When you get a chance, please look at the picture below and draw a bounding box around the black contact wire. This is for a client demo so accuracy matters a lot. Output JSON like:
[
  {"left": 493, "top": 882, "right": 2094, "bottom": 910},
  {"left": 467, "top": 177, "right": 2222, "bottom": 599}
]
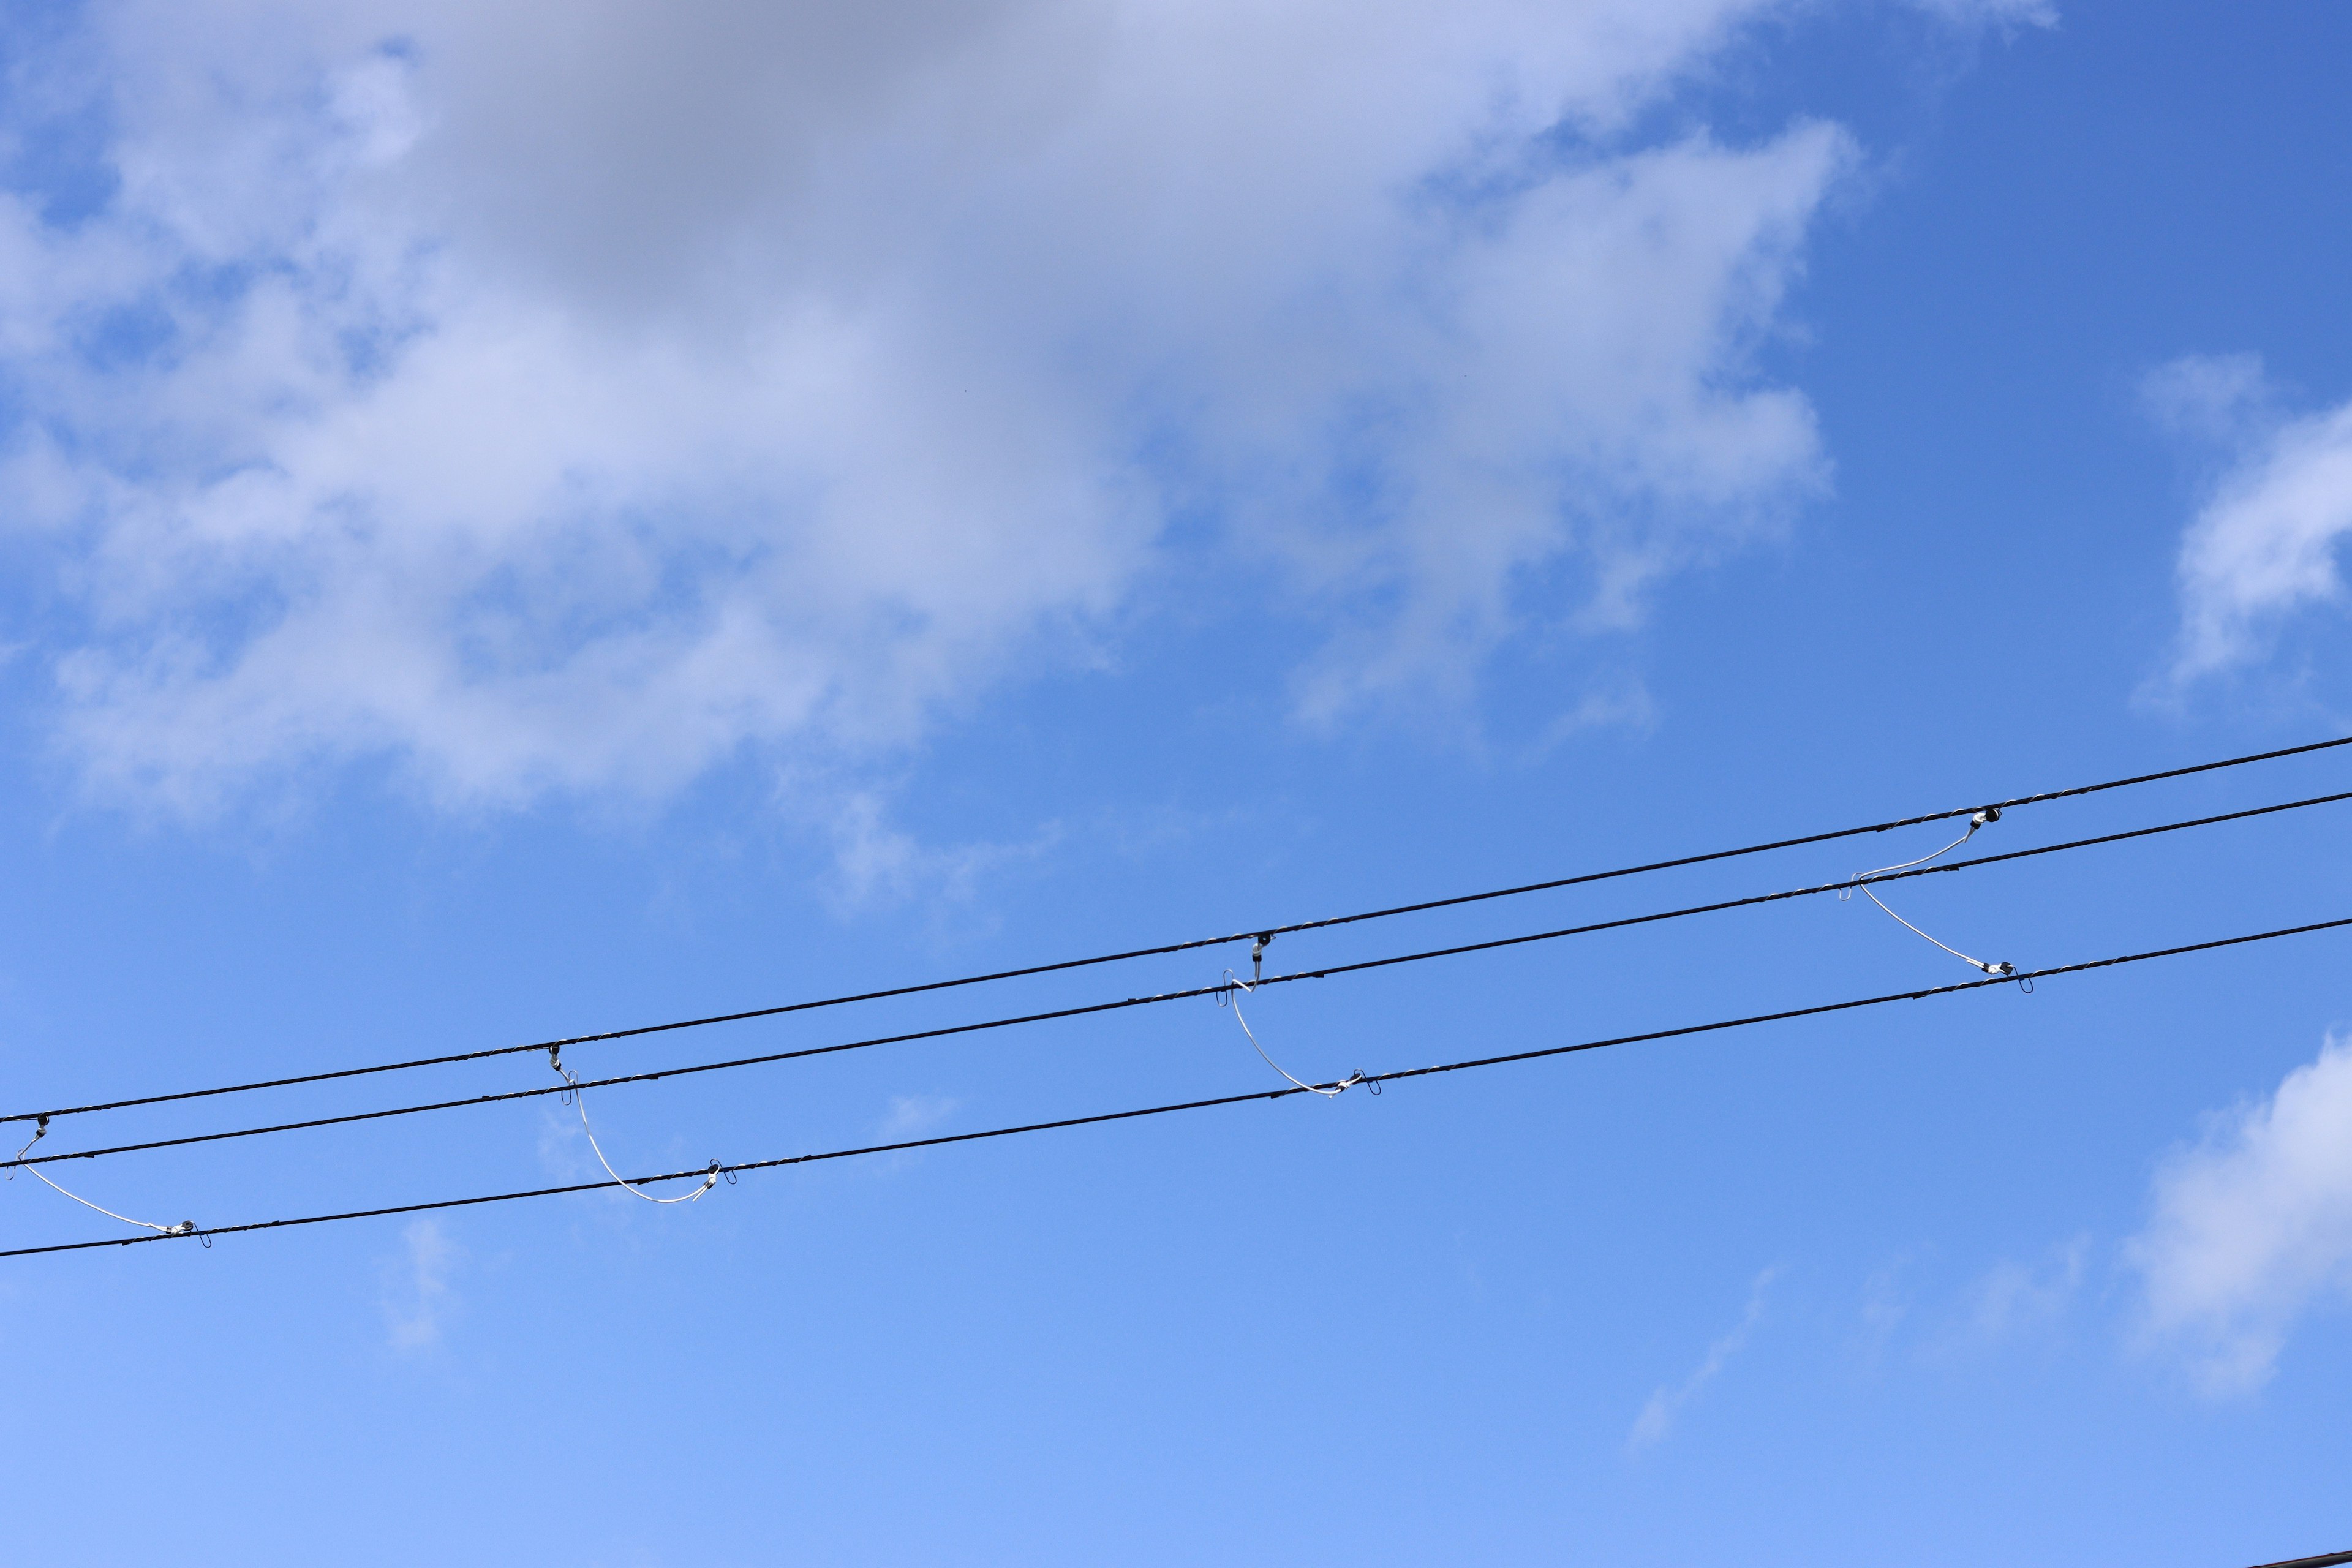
[
  {"left": 12, "top": 787, "right": 2352, "bottom": 1172},
  {"left": 7, "top": 734, "right": 2348, "bottom": 1131},
  {"left": 8, "top": 914, "right": 2347, "bottom": 1258}
]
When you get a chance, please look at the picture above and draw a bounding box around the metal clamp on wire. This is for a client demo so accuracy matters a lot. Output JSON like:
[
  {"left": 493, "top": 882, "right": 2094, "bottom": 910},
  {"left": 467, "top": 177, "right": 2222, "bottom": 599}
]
[{"left": 6, "top": 1113, "right": 48, "bottom": 1177}]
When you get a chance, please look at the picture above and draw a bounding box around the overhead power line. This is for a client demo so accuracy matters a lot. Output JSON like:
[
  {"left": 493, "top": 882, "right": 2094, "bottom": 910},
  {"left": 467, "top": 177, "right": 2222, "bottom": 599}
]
[
  {"left": 12, "top": 789, "right": 2351, "bottom": 1174},
  {"left": 7, "top": 912, "right": 2345, "bottom": 1259},
  {"left": 6, "top": 737, "right": 2347, "bottom": 1133}
]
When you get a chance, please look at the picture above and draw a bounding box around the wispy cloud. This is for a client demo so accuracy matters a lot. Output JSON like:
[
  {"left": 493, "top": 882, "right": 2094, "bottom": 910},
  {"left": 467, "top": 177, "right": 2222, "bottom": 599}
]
[
  {"left": 1970, "top": 1235, "right": 2087, "bottom": 1338},
  {"left": 1630, "top": 1265, "right": 1780, "bottom": 1450},
  {"left": 2127, "top": 1031, "right": 2352, "bottom": 1393},
  {"left": 1856, "top": 1257, "right": 1912, "bottom": 1363},
  {"left": 2147, "top": 355, "right": 2352, "bottom": 684},
  {"left": 881, "top": 1095, "right": 960, "bottom": 1138},
  {"left": 381, "top": 1218, "right": 461, "bottom": 1350},
  {"left": 1904, "top": 0, "right": 2059, "bottom": 29},
  {"left": 782, "top": 775, "right": 1063, "bottom": 916}
]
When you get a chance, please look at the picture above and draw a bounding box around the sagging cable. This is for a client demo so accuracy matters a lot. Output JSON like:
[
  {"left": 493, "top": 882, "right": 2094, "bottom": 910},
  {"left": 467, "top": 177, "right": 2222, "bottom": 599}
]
[
  {"left": 1219, "top": 971, "right": 1365, "bottom": 1099},
  {"left": 548, "top": 1047, "right": 719, "bottom": 1205},
  {"left": 1841, "top": 809, "right": 2019, "bottom": 979},
  {"left": 9, "top": 1115, "right": 201, "bottom": 1240}
]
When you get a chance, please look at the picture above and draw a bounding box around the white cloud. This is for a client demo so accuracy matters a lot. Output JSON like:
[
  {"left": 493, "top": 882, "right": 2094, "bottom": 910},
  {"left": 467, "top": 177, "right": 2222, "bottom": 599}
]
[
  {"left": 1970, "top": 1235, "right": 2085, "bottom": 1337},
  {"left": 783, "top": 772, "right": 1061, "bottom": 914},
  {"left": 0, "top": 1, "right": 1863, "bottom": 810},
  {"left": 2154, "top": 356, "right": 2352, "bottom": 681},
  {"left": 881, "top": 1095, "right": 960, "bottom": 1137},
  {"left": 1904, "top": 0, "right": 2058, "bottom": 28},
  {"left": 381, "top": 1217, "right": 461, "bottom": 1349},
  {"left": 2127, "top": 1032, "right": 2352, "bottom": 1393},
  {"left": 1857, "top": 1259, "right": 1910, "bottom": 1360},
  {"left": 1630, "top": 1265, "right": 1778, "bottom": 1449}
]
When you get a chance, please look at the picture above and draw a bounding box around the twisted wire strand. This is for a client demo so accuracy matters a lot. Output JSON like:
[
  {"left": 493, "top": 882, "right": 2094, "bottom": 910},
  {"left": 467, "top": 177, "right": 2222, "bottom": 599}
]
[
  {"left": 13, "top": 788, "right": 2352, "bottom": 1175},
  {"left": 9, "top": 737, "right": 2346, "bottom": 1131},
  {"left": 9, "top": 912, "right": 2347, "bottom": 1260}
]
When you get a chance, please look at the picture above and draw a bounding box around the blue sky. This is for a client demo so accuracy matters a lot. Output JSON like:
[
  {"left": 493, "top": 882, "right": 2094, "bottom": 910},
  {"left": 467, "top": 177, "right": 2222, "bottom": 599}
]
[{"left": 3, "top": 2, "right": 2351, "bottom": 1563}]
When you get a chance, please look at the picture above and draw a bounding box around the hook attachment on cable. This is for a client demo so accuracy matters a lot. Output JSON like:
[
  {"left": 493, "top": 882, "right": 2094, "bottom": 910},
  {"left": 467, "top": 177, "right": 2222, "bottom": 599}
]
[{"left": 7, "top": 1113, "right": 47, "bottom": 1178}]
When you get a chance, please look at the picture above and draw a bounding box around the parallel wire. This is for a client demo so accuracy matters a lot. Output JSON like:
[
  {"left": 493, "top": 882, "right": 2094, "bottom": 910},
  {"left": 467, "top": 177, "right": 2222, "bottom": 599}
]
[
  {"left": 12, "top": 788, "right": 2351, "bottom": 1173},
  {"left": 9, "top": 734, "right": 2346, "bottom": 1130},
  {"left": 7, "top": 913, "right": 2347, "bottom": 1259}
]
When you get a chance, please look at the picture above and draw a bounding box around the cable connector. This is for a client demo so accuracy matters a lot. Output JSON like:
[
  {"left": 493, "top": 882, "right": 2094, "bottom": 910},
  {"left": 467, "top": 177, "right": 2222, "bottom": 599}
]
[
  {"left": 1972, "top": 806, "right": 2002, "bottom": 828},
  {"left": 7, "top": 1113, "right": 48, "bottom": 1177},
  {"left": 1250, "top": 932, "right": 1273, "bottom": 982}
]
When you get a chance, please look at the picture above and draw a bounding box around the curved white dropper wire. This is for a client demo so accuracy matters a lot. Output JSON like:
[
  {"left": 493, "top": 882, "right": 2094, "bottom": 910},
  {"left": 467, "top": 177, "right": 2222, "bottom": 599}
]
[
  {"left": 1221, "top": 972, "right": 1355, "bottom": 1098},
  {"left": 9, "top": 1120, "right": 195, "bottom": 1235},
  {"left": 552, "top": 1057, "right": 718, "bottom": 1205},
  {"left": 1853, "top": 881, "right": 2013, "bottom": 976},
  {"left": 1852, "top": 818, "right": 1981, "bottom": 883},
  {"left": 1842, "top": 810, "right": 2015, "bottom": 977}
]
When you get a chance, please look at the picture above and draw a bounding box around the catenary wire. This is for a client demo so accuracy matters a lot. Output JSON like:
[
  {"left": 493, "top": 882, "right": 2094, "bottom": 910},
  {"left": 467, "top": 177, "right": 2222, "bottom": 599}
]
[
  {"left": 12, "top": 787, "right": 2352, "bottom": 1172},
  {"left": 6, "top": 734, "right": 2345, "bottom": 1131},
  {"left": 6, "top": 913, "right": 2346, "bottom": 1258}
]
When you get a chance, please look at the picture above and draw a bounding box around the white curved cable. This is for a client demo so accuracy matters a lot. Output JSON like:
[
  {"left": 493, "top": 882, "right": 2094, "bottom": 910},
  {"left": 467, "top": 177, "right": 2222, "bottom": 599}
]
[
  {"left": 552, "top": 1060, "right": 718, "bottom": 1204},
  {"left": 1842, "top": 809, "right": 2016, "bottom": 978},
  {"left": 1852, "top": 813, "right": 1985, "bottom": 884},
  {"left": 21, "top": 1165, "right": 198, "bottom": 1234},
  {"left": 12, "top": 1120, "right": 195, "bottom": 1235},
  {"left": 1219, "top": 973, "right": 1357, "bottom": 1098},
  {"left": 1854, "top": 883, "right": 2014, "bottom": 977}
]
